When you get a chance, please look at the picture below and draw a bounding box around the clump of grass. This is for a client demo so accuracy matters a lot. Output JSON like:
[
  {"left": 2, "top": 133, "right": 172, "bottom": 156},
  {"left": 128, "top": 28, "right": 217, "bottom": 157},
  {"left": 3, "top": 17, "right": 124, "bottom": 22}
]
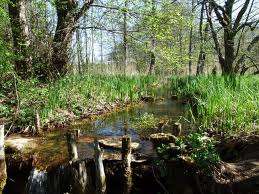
[
  {"left": 2, "top": 74, "right": 163, "bottom": 127},
  {"left": 171, "top": 75, "right": 259, "bottom": 136}
]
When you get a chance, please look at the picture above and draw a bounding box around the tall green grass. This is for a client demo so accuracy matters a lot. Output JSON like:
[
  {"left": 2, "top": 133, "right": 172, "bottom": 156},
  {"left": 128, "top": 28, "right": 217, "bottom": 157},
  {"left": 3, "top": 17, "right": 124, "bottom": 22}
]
[
  {"left": 10, "top": 74, "right": 164, "bottom": 126},
  {"left": 171, "top": 76, "right": 259, "bottom": 135}
]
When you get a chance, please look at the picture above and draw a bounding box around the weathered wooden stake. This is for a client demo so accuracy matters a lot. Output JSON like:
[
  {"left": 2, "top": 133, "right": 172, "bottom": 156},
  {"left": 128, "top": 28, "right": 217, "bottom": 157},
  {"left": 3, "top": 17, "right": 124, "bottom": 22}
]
[
  {"left": 75, "top": 129, "right": 80, "bottom": 139},
  {"left": 35, "top": 110, "right": 42, "bottom": 134},
  {"left": 172, "top": 122, "right": 182, "bottom": 136},
  {"left": 0, "top": 125, "right": 7, "bottom": 193},
  {"left": 122, "top": 136, "right": 132, "bottom": 194},
  {"left": 94, "top": 138, "right": 106, "bottom": 194},
  {"left": 66, "top": 133, "right": 78, "bottom": 161}
]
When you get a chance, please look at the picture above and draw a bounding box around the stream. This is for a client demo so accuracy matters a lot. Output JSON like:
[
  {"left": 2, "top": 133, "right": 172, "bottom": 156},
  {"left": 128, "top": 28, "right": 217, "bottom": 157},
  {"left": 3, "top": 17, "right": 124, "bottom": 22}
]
[
  {"left": 4, "top": 99, "right": 189, "bottom": 194},
  {"left": 3, "top": 99, "right": 259, "bottom": 194}
]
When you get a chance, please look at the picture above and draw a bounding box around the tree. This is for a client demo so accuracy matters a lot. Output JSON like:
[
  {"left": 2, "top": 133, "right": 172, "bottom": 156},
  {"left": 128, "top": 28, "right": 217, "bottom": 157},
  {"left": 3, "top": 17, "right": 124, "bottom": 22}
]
[
  {"left": 51, "top": 0, "right": 94, "bottom": 78},
  {"left": 206, "top": 0, "right": 259, "bottom": 75},
  {"left": 196, "top": 0, "right": 209, "bottom": 75},
  {"left": 8, "top": 0, "right": 32, "bottom": 79}
]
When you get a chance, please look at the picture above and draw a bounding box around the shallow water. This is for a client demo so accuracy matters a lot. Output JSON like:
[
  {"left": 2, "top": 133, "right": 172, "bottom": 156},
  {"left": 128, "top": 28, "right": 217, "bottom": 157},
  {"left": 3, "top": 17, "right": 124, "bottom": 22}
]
[
  {"left": 76, "top": 99, "right": 188, "bottom": 137},
  {"left": 8, "top": 99, "right": 188, "bottom": 168},
  {"left": 4, "top": 99, "right": 188, "bottom": 194}
]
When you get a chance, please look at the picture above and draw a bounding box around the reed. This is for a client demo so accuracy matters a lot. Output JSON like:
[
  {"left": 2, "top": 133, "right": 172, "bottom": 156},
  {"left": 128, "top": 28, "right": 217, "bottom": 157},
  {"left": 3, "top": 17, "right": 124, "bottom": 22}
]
[
  {"left": 171, "top": 75, "right": 259, "bottom": 135},
  {"left": 14, "top": 74, "right": 162, "bottom": 126}
]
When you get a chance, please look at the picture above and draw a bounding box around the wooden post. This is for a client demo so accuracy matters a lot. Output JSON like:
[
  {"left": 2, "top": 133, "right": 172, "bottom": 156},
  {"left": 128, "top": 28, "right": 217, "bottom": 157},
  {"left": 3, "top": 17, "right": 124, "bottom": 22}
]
[
  {"left": 172, "top": 122, "right": 182, "bottom": 136},
  {"left": 94, "top": 138, "right": 106, "bottom": 194},
  {"left": 35, "top": 110, "right": 42, "bottom": 134},
  {"left": 0, "top": 125, "right": 7, "bottom": 192},
  {"left": 75, "top": 129, "right": 80, "bottom": 139},
  {"left": 122, "top": 136, "right": 132, "bottom": 194},
  {"left": 66, "top": 133, "right": 78, "bottom": 161}
]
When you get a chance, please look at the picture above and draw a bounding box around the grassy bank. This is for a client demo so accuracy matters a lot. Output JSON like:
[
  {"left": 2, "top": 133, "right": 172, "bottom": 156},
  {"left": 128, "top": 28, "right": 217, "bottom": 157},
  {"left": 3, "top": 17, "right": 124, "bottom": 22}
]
[
  {"left": 171, "top": 75, "right": 259, "bottom": 136},
  {"left": 1, "top": 74, "right": 164, "bottom": 128}
]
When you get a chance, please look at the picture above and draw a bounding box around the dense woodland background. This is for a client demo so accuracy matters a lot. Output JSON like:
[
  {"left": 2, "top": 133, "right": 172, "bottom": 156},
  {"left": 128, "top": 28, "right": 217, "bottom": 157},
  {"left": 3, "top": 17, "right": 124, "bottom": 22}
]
[{"left": 0, "top": 0, "right": 259, "bottom": 82}]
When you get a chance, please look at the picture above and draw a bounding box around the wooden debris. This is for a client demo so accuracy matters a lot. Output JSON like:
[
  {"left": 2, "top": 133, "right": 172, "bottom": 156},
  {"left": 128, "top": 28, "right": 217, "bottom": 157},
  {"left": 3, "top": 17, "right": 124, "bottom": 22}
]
[
  {"left": 75, "top": 129, "right": 80, "bottom": 139},
  {"left": 66, "top": 133, "right": 78, "bottom": 161},
  {"left": 35, "top": 110, "right": 42, "bottom": 135},
  {"left": 94, "top": 138, "right": 106, "bottom": 194},
  {"left": 172, "top": 122, "right": 182, "bottom": 136},
  {"left": 98, "top": 137, "right": 140, "bottom": 150},
  {"left": 122, "top": 136, "right": 132, "bottom": 194},
  {"left": 150, "top": 133, "right": 177, "bottom": 147}
]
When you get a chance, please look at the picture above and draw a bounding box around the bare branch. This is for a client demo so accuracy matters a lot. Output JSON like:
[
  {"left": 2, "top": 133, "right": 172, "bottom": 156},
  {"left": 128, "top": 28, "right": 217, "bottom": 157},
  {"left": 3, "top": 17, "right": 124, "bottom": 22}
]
[
  {"left": 75, "top": 0, "right": 94, "bottom": 21},
  {"left": 233, "top": 0, "right": 251, "bottom": 30}
]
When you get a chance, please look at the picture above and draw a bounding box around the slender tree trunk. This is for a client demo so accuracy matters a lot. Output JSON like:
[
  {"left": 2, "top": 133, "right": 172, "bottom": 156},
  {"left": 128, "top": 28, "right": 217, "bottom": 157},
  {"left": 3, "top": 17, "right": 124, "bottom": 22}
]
[
  {"left": 197, "top": 1, "right": 205, "bottom": 75},
  {"left": 91, "top": 6, "right": 94, "bottom": 64},
  {"left": 83, "top": 16, "right": 89, "bottom": 71},
  {"left": 148, "top": 0, "right": 156, "bottom": 75},
  {"left": 148, "top": 39, "right": 156, "bottom": 75},
  {"left": 112, "top": 32, "right": 119, "bottom": 68},
  {"left": 123, "top": 0, "right": 128, "bottom": 74},
  {"left": 8, "top": 0, "right": 32, "bottom": 79},
  {"left": 100, "top": 30, "right": 104, "bottom": 64},
  {"left": 197, "top": 22, "right": 209, "bottom": 75},
  {"left": 76, "top": 28, "right": 82, "bottom": 74},
  {"left": 188, "top": 0, "right": 195, "bottom": 76}
]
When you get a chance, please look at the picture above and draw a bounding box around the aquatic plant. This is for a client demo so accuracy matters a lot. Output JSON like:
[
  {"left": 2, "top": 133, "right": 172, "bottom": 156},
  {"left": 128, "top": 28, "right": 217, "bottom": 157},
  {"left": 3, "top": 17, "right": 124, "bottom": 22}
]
[
  {"left": 131, "top": 112, "right": 160, "bottom": 130},
  {"left": 171, "top": 75, "right": 259, "bottom": 136},
  {"left": 1, "top": 74, "right": 163, "bottom": 128}
]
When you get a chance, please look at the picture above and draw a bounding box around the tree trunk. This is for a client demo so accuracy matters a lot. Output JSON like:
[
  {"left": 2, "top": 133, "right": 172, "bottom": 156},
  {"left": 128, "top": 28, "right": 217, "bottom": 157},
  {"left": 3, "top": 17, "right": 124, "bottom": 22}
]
[
  {"left": 100, "top": 30, "right": 104, "bottom": 64},
  {"left": 188, "top": 0, "right": 195, "bottom": 76},
  {"left": 83, "top": 15, "right": 89, "bottom": 71},
  {"left": 8, "top": 0, "right": 32, "bottom": 79},
  {"left": 222, "top": 29, "right": 235, "bottom": 75},
  {"left": 76, "top": 28, "right": 82, "bottom": 74},
  {"left": 51, "top": 0, "right": 94, "bottom": 78},
  {"left": 148, "top": 39, "right": 156, "bottom": 75},
  {"left": 123, "top": 0, "right": 128, "bottom": 74},
  {"left": 91, "top": 6, "right": 95, "bottom": 64},
  {"left": 51, "top": 15, "right": 74, "bottom": 78},
  {"left": 197, "top": 22, "right": 209, "bottom": 75},
  {"left": 148, "top": 0, "right": 156, "bottom": 75}
]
